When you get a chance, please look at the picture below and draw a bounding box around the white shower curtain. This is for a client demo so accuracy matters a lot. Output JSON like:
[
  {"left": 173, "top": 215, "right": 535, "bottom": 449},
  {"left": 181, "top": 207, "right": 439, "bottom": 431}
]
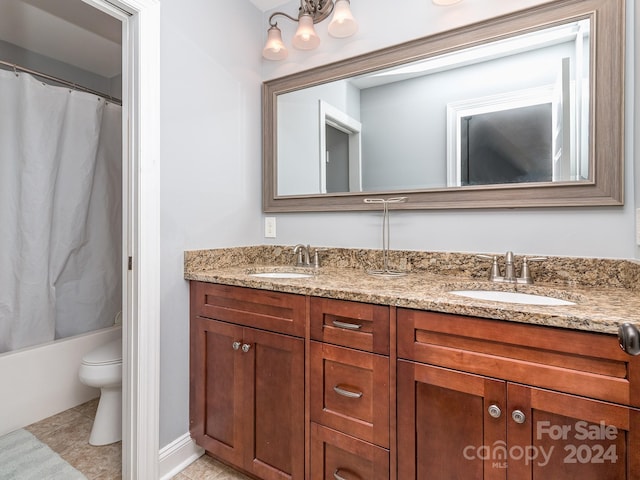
[{"left": 0, "top": 69, "right": 122, "bottom": 353}]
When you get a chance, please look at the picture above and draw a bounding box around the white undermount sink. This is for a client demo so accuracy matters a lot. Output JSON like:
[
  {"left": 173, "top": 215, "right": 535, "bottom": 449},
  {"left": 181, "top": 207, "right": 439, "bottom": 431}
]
[
  {"left": 249, "top": 271, "right": 314, "bottom": 279},
  {"left": 449, "top": 290, "right": 576, "bottom": 306}
]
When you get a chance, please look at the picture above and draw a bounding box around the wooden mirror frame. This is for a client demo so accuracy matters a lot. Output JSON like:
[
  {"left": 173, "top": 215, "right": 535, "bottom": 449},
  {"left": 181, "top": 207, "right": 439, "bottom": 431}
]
[{"left": 262, "top": 0, "right": 624, "bottom": 212}]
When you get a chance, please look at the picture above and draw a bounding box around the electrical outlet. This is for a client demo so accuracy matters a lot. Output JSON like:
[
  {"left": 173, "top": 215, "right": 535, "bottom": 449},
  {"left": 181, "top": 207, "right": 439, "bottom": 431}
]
[
  {"left": 636, "top": 209, "right": 640, "bottom": 245},
  {"left": 264, "top": 217, "right": 277, "bottom": 238}
]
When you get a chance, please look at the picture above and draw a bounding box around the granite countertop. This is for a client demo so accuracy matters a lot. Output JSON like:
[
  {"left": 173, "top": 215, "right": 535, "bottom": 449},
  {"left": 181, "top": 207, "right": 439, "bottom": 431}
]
[{"left": 184, "top": 246, "right": 640, "bottom": 335}]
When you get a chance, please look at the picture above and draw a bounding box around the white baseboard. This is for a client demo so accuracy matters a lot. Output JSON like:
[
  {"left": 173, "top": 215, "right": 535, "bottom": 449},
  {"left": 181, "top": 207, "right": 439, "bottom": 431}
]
[{"left": 158, "top": 432, "right": 204, "bottom": 480}]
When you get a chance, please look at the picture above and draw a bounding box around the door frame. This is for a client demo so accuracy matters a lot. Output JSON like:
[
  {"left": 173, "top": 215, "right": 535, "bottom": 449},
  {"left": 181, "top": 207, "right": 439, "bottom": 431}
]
[
  {"left": 81, "top": 0, "right": 160, "bottom": 478},
  {"left": 318, "top": 100, "right": 362, "bottom": 193}
]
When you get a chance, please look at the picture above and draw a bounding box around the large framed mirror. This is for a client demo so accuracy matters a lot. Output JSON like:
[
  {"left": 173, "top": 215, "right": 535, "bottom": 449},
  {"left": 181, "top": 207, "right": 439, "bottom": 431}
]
[{"left": 262, "top": 0, "right": 624, "bottom": 212}]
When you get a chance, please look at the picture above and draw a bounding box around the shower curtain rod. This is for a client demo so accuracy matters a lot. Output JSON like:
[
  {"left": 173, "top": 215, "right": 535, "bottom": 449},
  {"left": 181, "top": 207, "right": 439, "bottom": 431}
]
[{"left": 0, "top": 60, "right": 122, "bottom": 105}]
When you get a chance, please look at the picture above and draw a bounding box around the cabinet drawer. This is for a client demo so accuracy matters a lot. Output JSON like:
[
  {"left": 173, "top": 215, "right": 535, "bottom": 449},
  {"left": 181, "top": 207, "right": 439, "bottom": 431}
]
[
  {"left": 311, "top": 341, "right": 389, "bottom": 448},
  {"left": 397, "top": 308, "right": 640, "bottom": 407},
  {"left": 311, "top": 423, "right": 389, "bottom": 480},
  {"left": 310, "top": 297, "right": 390, "bottom": 354},
  {"left": 190, "top": 281, "right": 306, "bottom": 337}
]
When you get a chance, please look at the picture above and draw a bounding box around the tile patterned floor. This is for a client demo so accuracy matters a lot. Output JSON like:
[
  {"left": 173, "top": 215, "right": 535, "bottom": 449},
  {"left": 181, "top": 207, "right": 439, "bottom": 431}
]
[
  {"left": 25, "top": 398, "right": 121, "bottom": 479},
  {"left": 24, "top": 399, "right": 250, "bottom": 480},
  {"left": 172, "top": 455, "right": 253, "bottom": 480}
]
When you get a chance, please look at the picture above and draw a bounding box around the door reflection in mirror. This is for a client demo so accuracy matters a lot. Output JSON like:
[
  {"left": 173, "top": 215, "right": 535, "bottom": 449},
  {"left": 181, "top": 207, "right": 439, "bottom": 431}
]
[{"left": 325, "top": 125, "right": 350, "bottom": 193}]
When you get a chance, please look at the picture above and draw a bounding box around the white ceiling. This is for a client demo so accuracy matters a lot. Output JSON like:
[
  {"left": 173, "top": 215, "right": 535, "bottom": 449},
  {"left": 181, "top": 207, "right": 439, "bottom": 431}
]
[{"left": 0, "top": 0, "right": 122, "bottom": 78}]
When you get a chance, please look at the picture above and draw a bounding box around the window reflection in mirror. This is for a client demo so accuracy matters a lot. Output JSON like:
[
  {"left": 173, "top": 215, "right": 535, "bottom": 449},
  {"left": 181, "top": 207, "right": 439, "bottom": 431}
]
[{"left": 276, "top": 19, "right": 590, "bottom": 196}]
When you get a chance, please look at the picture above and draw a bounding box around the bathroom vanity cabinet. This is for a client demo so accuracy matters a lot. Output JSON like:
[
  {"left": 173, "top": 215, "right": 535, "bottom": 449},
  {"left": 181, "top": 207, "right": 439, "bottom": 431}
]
[
  {"left": 189, "top": 281, "right": 640, "bottom": 480},
  {"left": 309, "top": 297, "right": 391, "bottom": 479},
  {"left": 189, "top": 282, "right": 306, "bottom": 480},
  {"left": 397, "top": 309, "right": 640, "bottom": 480}
]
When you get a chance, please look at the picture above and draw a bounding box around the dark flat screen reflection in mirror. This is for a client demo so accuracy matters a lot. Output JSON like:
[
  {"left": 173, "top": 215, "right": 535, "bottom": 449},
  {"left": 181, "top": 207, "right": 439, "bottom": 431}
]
[{"left": 263, "top": 0, "right": 624, "bottom": 212}]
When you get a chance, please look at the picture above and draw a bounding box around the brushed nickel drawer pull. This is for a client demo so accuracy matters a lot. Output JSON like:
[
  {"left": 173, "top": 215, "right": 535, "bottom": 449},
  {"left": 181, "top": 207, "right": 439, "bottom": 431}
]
[
  {"left": 232, "top": 341, "right": 241, "bottom": 351},
  {"left": 331, "top": 320, "right": 362, "bottom": 330},
  {"left": 334, "top": 468, "right": 360, "bottom": 480},
  {"left": 333, "top": 469, "right": 346, "bottom": 480},
  {"left": 333, "top": 385, "right": 363, "bottom": 399}
]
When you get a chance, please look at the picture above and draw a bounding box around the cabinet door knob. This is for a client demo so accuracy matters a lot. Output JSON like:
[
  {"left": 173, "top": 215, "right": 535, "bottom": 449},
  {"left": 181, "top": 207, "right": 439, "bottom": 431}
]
[
  {"left": 512, "top": 409, "right": 526, "bottom": 424},
  {"left": 488, "top": 404, "right": 502, "bottom": 419},
  {"left": 618, "top": 323, "right": 640, "bottom": 355},
  {"left": 232, "top": 341, "right": 241, "bottom": 351},
  {"left": 333, "top": 385, "right": 363, "bottom": 399},
  {"left": 241, "top": 343, "right": 252, "bottom": 353}
]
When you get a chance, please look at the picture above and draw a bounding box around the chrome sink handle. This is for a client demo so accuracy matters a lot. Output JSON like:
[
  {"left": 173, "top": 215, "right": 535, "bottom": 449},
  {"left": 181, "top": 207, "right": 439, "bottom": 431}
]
[
  {"left": 517, "top": 256, "right": 547, "bottom": 284},
  {"left": 312, "top": 248, "right": 328, "bottom": 268},
  {"left": 477, "top": 254, "right": 502, "bottom": 281}
]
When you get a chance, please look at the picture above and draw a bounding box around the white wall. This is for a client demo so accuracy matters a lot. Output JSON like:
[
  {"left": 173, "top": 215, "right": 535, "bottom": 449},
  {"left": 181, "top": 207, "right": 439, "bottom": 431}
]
[
  {"left": 159, "top": 0, "right": 263, "bottom": 447},
  {"left": 261, "top": 0, "right": 637, "bottom": 260},
  {"left": 156, "top": 0, "right": 636, "bottom": 453}
]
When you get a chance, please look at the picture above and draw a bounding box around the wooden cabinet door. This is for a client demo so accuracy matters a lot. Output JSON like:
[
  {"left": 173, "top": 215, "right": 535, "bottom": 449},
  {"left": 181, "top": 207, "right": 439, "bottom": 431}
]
[
  {"left": 396, "top": 358, "right": 640, "bottom": 480},
  {"left": 507, "top": 383, "right": 640, "bottom": 480},
  {"left": 397, "top": 360, "right": 507, "bottom": 480},
  {"left": 243, "top": 327, "right": 305, "bottom": 480},
  {"left": 190, "top": 317, "right": 245, "bottom": 467},
  {"left": 191, "top": 317, "right": 305, "bottom": 480}
]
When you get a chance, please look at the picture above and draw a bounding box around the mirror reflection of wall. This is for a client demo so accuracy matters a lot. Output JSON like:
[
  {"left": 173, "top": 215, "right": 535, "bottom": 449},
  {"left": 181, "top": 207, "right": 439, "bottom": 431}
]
[
  {"left": 275, "top": 18, "right": 590, "bottom": 197},
  {"left": 277, "top": 82, "right": 361, "bottom": 195}
]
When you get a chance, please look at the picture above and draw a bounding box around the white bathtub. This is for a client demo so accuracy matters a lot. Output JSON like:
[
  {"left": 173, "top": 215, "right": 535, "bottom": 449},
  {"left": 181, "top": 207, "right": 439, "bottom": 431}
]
[{"left": 0, "top": 325, "right": 122, "bottom": 436}]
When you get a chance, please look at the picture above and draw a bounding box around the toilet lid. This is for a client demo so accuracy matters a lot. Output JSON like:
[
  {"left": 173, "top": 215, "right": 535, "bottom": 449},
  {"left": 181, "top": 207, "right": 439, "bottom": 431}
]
[{"left": 81, "top": 339, "right": 122, "bottom": 366}]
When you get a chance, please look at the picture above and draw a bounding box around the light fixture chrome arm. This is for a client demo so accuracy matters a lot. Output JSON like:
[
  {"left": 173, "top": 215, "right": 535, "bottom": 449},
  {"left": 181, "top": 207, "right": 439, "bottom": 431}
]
[
  {"left": 269, "top": 0, "right": 334, "bottom": 26},
  {"left": 268, "top": 11, "right": 299, "bottom": 28}
]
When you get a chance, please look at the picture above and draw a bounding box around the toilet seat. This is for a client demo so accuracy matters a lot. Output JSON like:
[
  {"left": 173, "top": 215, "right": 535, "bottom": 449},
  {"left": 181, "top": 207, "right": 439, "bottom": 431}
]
[{"left": 81, "top": 339, "right": 122, "bottom": 366}]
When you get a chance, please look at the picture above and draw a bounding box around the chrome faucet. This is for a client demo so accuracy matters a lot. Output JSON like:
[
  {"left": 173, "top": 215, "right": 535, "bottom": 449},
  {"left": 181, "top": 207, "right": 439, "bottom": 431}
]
[
  {"left": 293, "top": 244, "right": 326, "bottom": 268},
  {"left": 503, "top": 251, "right": 516, "bottom": 282},
  {"left": 293, "top": 244, "right": 311, "bottom": 266},
  {"left": 478, "top": 251, "right": 546, "bottom": 284}
]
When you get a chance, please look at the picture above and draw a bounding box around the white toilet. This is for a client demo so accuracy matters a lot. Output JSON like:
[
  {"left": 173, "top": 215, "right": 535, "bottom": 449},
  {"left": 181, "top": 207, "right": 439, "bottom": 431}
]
[{"left": 78, "top": 337, "right": 122, "bottom": 445}]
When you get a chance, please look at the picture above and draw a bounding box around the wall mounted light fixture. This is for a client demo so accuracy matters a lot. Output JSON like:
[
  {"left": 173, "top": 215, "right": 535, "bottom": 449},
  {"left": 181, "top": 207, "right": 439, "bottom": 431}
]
[{"left": 262, "top": 0, "right": 358, "bottom": 61}]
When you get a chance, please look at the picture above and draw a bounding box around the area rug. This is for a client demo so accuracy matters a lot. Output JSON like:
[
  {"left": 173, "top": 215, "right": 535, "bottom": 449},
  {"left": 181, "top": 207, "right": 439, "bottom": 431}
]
[{"left": 0, "top": 429, "right": 87, "bottom": 480}]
